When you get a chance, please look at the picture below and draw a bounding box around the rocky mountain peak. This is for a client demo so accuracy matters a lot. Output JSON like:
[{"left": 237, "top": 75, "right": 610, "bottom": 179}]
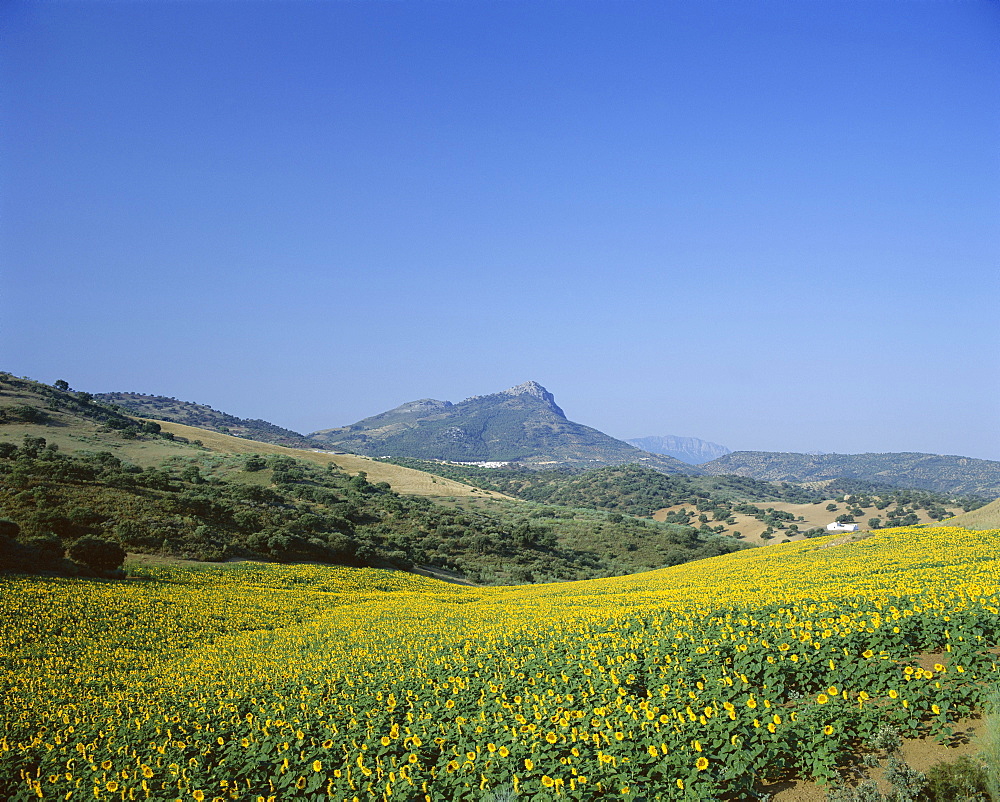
[
  {"left": 461, "top": 381, "right": 566, "bottom": 418},
  {"left": 502, "top": 380, "right": 549, "bottom": 399},
  {"left": 499, "top": 381, "right": 565, "bottom": 417}
]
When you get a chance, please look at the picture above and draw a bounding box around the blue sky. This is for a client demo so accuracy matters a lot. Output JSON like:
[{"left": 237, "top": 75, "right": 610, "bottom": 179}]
[{"left": 3, "top": 0, "right": 999, "bottom": 460}]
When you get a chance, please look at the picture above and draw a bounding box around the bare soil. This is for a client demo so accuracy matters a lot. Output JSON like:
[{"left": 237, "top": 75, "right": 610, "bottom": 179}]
[{"left": 767, "top": 717, "right": 987, "bottom": 801}]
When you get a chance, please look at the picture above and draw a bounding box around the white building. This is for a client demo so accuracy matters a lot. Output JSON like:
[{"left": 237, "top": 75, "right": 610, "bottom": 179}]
[{"left": 826, "top": 522, "right": 860, "bottom": 533}]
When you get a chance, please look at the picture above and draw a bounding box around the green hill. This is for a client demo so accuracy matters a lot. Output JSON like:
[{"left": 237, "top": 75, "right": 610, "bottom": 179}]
[
  {"left": 310, "top": 380, "right": 695, "bottom": 473},
  {"left": 945, "top": 497, "right": 1000, "bottom": 530},
  {"left": 0, "top": 373, "right": 742, "bottom": 584},
  {"left": 385, "top": 458, "right": 820, "bottom": 515},
  {"left": 702, "top": 450, "right": 1000, "bottom": 498},
  {"left": 95, "top": 392, "right": 329, "bottom": 450}
]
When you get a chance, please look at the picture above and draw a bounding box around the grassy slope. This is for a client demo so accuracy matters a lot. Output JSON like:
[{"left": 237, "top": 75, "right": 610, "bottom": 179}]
[
  {"left": 150, "top": 420, "right": 510, "bottom": 500},
  {"left": 382, "top": 460, "right": 820, "bottom": 515},
  {"left": 0, "top": 386, "right": 198, "bottom": 467},
  {"left": 2, "top": 375, "right": 745, "bottom": 584},
  {"left": 0, "top": 373, "right": 504, "bottom": 500},
  {"left": 94, "top": 391, "right": 328, "bottom": 449},
  {"left": 945, "top": 498, "right": 1000, "bottom": 530}
]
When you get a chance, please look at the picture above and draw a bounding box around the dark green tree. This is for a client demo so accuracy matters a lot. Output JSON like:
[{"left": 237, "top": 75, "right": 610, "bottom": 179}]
[
  {"left": 244, "top": 455, "right": 267, "bottom": 472},
  {"left": 67, "top": 536, "right": 126, "bottom": 574},
  {"left": 21, "top": 435, "right": 47, "bottom": 457}
]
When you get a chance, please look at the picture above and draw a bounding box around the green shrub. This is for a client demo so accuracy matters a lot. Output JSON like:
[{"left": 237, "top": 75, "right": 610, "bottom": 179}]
[
  {"left": 67, "top": 536, "right": 126, "bottom": 574},
  {"left": 23, "top": 534, "right": 65, "bottom": 569},
  {"left": 924, "top": 755, "right": 990, "bottom": 801}
]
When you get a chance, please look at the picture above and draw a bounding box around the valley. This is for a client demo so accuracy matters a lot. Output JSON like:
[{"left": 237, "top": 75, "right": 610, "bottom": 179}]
[{"left": 2, "top": 370, "right": 999, "bottom": 799}]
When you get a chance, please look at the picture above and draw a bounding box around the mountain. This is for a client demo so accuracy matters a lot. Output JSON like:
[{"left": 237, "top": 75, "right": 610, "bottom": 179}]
[
  {"left": 627, "top": 435, "right": 731, "bottom": 464},
  {"left": 701, "top": 451, "right": 1000, "bottom": 499},
  {"left": 310, "top": 381, "right": 697, "bottom": 474},
  {"left": 0, "top": 372, "right": 740, "bottom": 585},
  {"left": 95, "top": 392, "right": 329, "bottom": 450}
]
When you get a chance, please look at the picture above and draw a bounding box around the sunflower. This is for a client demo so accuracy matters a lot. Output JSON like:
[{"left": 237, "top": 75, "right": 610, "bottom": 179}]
[{"left": 696, "top": 757, "right": 709, "bottom": 771}]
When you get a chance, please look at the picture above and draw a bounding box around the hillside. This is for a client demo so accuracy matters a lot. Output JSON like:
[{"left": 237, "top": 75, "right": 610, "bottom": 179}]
[
  {"left": 96, "top": 392, "right": 329, "bottom": 450},
  {"left": 945, "top": 497, "right": 1000, "bottom": 530},
  {"left": 310, "top": 380, "right": 696, "bottom": 473},
  {"left": 149, "top": 420, "right": 503, "bottom": 499},
  {"left": 626, "top": 434, "right": 731, "bottom": 464},
  {"left": 384, "top": 458, "right": 821, "bottom": 515},
  {"left": 0, "top": 373, "right": 489, "bottom": 499},
  {"left": 0, "top": 373, "right": 742, "bottom": 584},
  {"left": 388, "top": 459, "right": 976, "bottom": 548},
  {"left": 702, "top": 450, "right": 1000, "bottom": 498}
]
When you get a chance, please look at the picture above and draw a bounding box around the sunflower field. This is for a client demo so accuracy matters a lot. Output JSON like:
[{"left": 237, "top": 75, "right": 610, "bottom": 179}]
[{"left": 2, "top": 525, "right": 999, "bottom": 801}]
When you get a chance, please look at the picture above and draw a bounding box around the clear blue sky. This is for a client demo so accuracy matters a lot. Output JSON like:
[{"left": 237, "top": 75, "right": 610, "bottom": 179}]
[{"left": 3, "top": 0, "right": 998, "bottom": 460}]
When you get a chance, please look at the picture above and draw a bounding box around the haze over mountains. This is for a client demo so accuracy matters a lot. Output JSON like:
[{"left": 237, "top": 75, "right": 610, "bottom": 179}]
[{"left": 626, "top": 435, "right": 731, "bottom": 465}]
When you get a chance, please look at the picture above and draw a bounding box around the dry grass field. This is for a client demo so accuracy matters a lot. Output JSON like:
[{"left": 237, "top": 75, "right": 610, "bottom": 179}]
[
  {"left": 152, "top": 420, "right": 514, "bottom": 500},
  {"left": 0, "top": 389, "right": 513, "bottom": 501},
  {"left": 652, "top": 500, "right": 954, "bottom": 546},
  {"left": 945, "top": 497, "right": 1000, "bottom": 530},
  {"left": 0, "top": 413, "right": 196, "bottom": 467}
]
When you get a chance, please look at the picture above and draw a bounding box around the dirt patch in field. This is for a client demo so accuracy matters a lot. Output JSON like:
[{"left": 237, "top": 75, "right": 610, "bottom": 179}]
[
  {"left": 818, "top": 531, "right": 874, "bottom": 549},
  {"left": 767, "top": 717, "right": 987, "bottom": 800}
]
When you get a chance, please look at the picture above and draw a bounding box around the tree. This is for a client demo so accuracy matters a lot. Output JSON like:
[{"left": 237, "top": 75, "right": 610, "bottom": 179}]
[
  {"left": 244, "top": 455, "right": 267, "bottom": 472},
  {"left": 21, "top": 435, "right": 47, "bottom": 457},
  {"left": 24, "top": 535, "right": 65, "bottom": 569},
  {"left": 0, "top": 519, "right": 19, "bottom": 541},
  {"left": 181, "top": 465, "right": 204, "bottom": 484},
  {"left": 67, "top": 536, "right": 126, "bottom": 574},
  {"left": 54, "top": 380, "right": 70, "bottom": 391}
]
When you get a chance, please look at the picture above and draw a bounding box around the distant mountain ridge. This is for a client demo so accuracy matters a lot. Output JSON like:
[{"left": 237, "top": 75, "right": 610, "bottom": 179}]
[
  {"left": 701, "top": 451, "right": 1000, "bottom": 498},
  {"left": 310, "top": 381, "right": 695, "bottom": 473},
  {"left": 627, "top": 435, "right": 731, "bottom": 465},
  {"left": 94, "top": 384, "right": 1000, "bottom": 498},
  {"left": 95, "top": 392, "right": 329, "bottom": 450}
]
